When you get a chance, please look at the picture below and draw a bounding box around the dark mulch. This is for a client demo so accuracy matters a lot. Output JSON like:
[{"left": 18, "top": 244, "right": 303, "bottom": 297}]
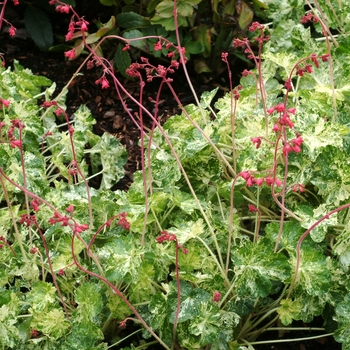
[{"left": 0, "top": 29, "right": 342, "bottom": 350}]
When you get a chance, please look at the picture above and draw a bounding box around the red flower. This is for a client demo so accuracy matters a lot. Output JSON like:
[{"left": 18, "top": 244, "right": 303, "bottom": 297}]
[
  {"left": 213, "top": 291, "right": 221, "bottom": 302},
  {"left": 251, "top": 137, "right": 262, "bottom": 149},
  {"left": 64, "top": 49, "right": 76, "bottom": 60},
  {"left": 31, "top": 199, "right": 41, "bottom": 212},
  {"left": 65, "top": 31, "right": 74, "bottom": 41},
  {"left": 122, "top": 44, "right": 130, "bottom": 51},
  {"left": 65, "top": 204, "right": 74, "bottom": 214},
  {"left": 10, "top": 140, "right": 22, "bottom": 149},
  {"left": 156, "top": 230, "right": 176, "bottom": 243},
  {"left": 267, "top": 106, "right": 275, "bottom": 115},
  {"left": 154, "top": 41, "right": 163, "bottom": 51},
  {"left": 0, "top": 99, "right": 10, "bottom": 108},
  {"left": 275, "top": 103, "right": 285, "bottom": 113},
  {"left": 9, "top": 26, "right": 16, "bottom": 37},
  {"left": 248, "top": 204, "right": 258, "bottom": 212}
]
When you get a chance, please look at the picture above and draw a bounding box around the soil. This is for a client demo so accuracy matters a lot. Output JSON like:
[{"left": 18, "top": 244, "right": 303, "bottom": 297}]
[{"left": 0, "top": 21, "right": 342, "bottom": 350}]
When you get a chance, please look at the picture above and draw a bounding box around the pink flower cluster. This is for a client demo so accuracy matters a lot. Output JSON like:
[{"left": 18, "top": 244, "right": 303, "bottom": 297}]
[
  {"left": 156, "top": 230, "right": 177, "bottom": 244},
  {"left": 268, "top": 103, "right": 296, "bottom": 131},
  {"left": 239, "top": 171, "right": 282, "bottom": 187},
  {"left": 0, "top": 98, "right": 10, "bottom": 108},
  {"left": 7, "top": 119, "right": 24, "bottom": 149},
  {"left": 47, "top": 205, "right": 89, "bottom": 234},
  {"left": 126, "top": 56, "right": 180, "bottom": 83},
  {"left": 117, "top": 212, "right": 130, "bottom": 230}
]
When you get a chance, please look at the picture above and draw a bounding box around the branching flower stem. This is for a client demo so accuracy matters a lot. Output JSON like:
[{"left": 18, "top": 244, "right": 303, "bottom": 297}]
[{"left": 71, "top": 231, "right": 171, "bottom": 350}]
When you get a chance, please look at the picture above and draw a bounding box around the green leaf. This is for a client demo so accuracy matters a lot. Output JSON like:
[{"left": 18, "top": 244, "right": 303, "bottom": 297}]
[
  {"left": 97, "top": 234, "right": 143, "bottom": 283},
  {"left": 60, "top": 321, "right": 104, "bottom": 349},
  {"left": 24, "top": 5, "right": 53, "bottom": 51},
  {"left": 114, "top": 43, "right": 132, "bottom": 78},
  {"left": 292, "top": 248, "right": 331, "bottom": 297},
  {"left": 31, "top": 308, "right": 70, "bottom": 339},
  {"left": 27, "top": 281, "right": 57, "bottom": 313},
  {"left": 75, "top": 283, "right": 104, "bottom": 322},
  {"left": 88, "top": 133, "right": 127, "bottom": 190},
  {"left": 123, "top": 29, "right": 148, "bottom": 50},
  {"left": 100, "top": 0, "right": 117, "bottom": 5},
  {"left": 278, "top": 298, "right": 302, "bottom": 325},
  {"left": 116, "top": 12, "right": 149, "bottom": 28},
  {"left": 231, "top": 237, "right": 291, "bottom": 298}
]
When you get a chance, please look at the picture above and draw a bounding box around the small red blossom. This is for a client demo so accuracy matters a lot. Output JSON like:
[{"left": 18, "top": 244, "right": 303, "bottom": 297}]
[
  {"left": 275, "top": 178, "right": 282, "bottom": 186},
  {"left": 182, "top": 247, "right": 189, "bottom": 255},
  {"left": 73, "top": 223, "right": 89, "bottom": 233},
  {"left": 304, "top": 64, "right": 313, "bottom": 74},
  {"left": 251, "top": 137, "right": 262, "bottom": 149},
  {"left": 31, "top": 199, "right": 41, "bottom": 212},
  {"left": 10, "top": 140, "right": 22, "bottom": 149},
  {"left": 20, "top": 214, "right": 37, "bottom": 227},
  {"left": 242, "top": 69, "right": 251, "bottom": 77},
  {"left": 0, "top": 99, "right": 10, "bottom": 108},
  {"left": 95, "top": 76, "right": 110, "bottom": 89},
  {"left": 321, "top": 54, "right": 330, "bottom": 62},
  {"left": 300, "top": 13, "right": 314, "bottom": 24},
  {"left": 233, "top": 89, "right": 240, "bottom": 100},
  {"left": 154, "top": 41, "right": 163, "bottom": 51},
  {"left": 249, "top": 22, "right": 264, "bottom": 32},
  {"left": 246, "top": 176, "right": 255, "bottom": 187},
  {"left": 57, "top": 269, "right": 65, "bottom": 276},
  {"left": 170, "top": 60, "right": 180, "bottom": 69},
  {"left": 64, "top": 49, "right": 75, "bottom": 60},
  {"left": 117, "top": 212, "right": 130, "bottom": 230},
  {"left": 80, "top": 20, "right": 89, "bottom": 31},
  {"left": 65, "top": 31, "right": 74, "bottom": 41},
  {"left": 156, "top": 230, "right": 176, "bottom": 244},
  {"left": 272, "top": 123, "right": 280, "bottom": 132},
  {"left": 292, "top": 184, "right": 305, "bottom": 193},
  {"left": 42, "top": 101, "right": 58, "bottom": 108},
  {"left": 296, "top": 67, "right": 305, "bottom": 76},
  {"left": 13, "top": 0, "right": 20, "bottom": 5},
  {"left": 233, "top": 38, "right": 246, "bottom": 48},
  {"left": 267, "top": 106, "right": 275, "bottom": 115},
  {"left": 221, "top": 52, "right": 228, "bottom": 62},
  {"left": 54, "top": 107, "right": 65, "bottom": 117},
  {"left": 283, "top": 144, "right": 293, "bottom": 156},
  {"left": 310, "top": 53, "right": 320, "bottom": 68},
  {"left": 248, "top": 205, "right": 258, "bottom": 212},
  {"left": 240, "top": 171, "right": 251, "bottom": 180},
  {"left": 122, "top": 44, "right": 130, "bottom": 51},
  {"left": 265, "top": 176, "right": 274, "bottom": 186},
  {"left": 293, "top": 136, "right": 303, "bottom": 147},
  {"left": 284, "top": 79, "right": 293, "bottom": 91},
  {"left": 56, "top": 5, "right": 70, "bottom": 14},
  {"left": 9, "top": 26, "right": 16, "bottom": 36},
  {"left": 87, "top": 60, "right": 95, "bottom": 69},
  {"left": 65, "top": 204, "right": 74, "bottom": 214},
  {"left": 213, "top": 291, "right": 221, "bottom": 303},
  {"left": 275, "top": 103, "right": 285, "bottom": 113},
  {"left": 30, "top": 329, "right": 40, "bottom": 338},
  {"left": 48, "top": 212, "right": 70, "bottom": 226},
  {"left": 119, "top": 319, "right": 127, "bottom": 329},
  {"left": 255, "top": 178, "right": 264, "bottom": 186},
  {"left": 30, "top": 247, "right": 39, "bottom": 254}
]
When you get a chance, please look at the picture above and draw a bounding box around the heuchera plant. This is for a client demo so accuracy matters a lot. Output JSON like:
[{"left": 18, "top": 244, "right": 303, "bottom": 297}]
[{"left": 1, "top": 0, "right": 350, "bottom": 349}]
